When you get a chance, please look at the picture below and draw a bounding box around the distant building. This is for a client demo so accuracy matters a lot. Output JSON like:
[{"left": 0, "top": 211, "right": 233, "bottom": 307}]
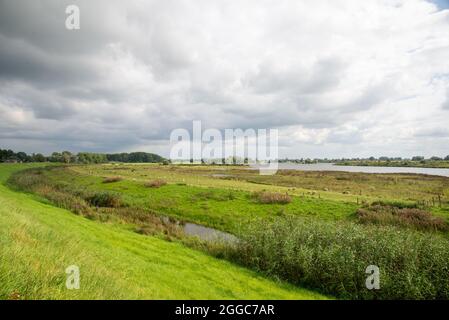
[{"left": 4, "top": 159, "right": 20, "bottom": 163}]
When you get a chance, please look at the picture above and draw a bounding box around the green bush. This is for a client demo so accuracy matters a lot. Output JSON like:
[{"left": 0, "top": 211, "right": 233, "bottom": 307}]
[
  {"left": 371, "top": 200, "right": 418, "bottom": 209},
  {"left": 225, "top": 216, "right": 449, "bottom": 299},
  {"left": 7, "top": 169, "right": 47, "bottom": 192},
  {"left": 252, "top": 191, "right": 292, "bottom": 204},
  {"left": 36, "top": 185, "right": 93, "bottom": 216},
  {"left": 357, "top": 204, "right": 448, "bottom": 232},
  {"left": 85, "top": 191, "right": 122, "bottom": 208}
]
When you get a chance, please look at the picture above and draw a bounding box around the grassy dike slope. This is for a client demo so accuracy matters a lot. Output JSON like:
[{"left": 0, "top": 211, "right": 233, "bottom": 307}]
[{"left": 0, "top": 164, "right": 325, "bottom": 300}]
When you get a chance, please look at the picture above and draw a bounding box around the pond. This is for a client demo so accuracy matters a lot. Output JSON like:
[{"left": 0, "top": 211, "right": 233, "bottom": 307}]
[
  {"left": 183, "top": 222, "right": 238, "bottom": 243},
  {"left": 161, "top": 216, "right": 238, "bottom": 243}
]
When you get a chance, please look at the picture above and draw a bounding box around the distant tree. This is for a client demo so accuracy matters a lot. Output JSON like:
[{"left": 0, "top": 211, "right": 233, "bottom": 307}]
[
  {"left": 445, "top": 155, "right": 449, "bottom": 161},
  {"left": 0, "top": 149, "right": 14, "bottom": 162},
  {"left": 16, "top": 152, "right": 29, "bottom": 162},
  {"left": 412, "top": 156, "right": 425, "bottom": 161},
  {"left": 49, "top": 152, "right": 63, "bottom": 162},
  {"left": 0, "top": 149, "right": 32, "bottom": 162},
  {"left": 31, "top": 153, "right": 46, "bottom": 162},
  {"left": 106, "top": 152, "right": 164, "bottom": 163},
  {"left": 77, "top": 152, "right": 107, "bottom": 164},
  {"left": 430, "top": 156, "right": 443, "bottom": 161},
  {"left": 61, "top": 151, "right": 73, "bottom": 163},
  {"left": 305, "top": 158, "right": 314, "bottom": 164}
]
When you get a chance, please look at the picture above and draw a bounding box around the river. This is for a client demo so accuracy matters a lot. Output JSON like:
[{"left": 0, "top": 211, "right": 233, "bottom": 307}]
[{"left": 253, "top": 163, "right": 449, "bottom": 177}]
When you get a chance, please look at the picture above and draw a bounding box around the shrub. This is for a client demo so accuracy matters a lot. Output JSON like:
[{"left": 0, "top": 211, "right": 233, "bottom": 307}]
[
  {"left": 223, "top": 216, "right": 449, "bottom": 299},
  {"left": 102, "top": 176, "right": 123, "bottom": 183},
  {"left": 357, "top": 204, "right": 448, "bottom": 232},
  {"left": 35, "top": 185, "right": 93, "bottom": 216},
  {"left": 145, "top": 179, "right": 167, "bottom": 188},
  {"left": 7, "top": 169, "right": 47, "bottom": 192},
  {"left": 253, "top": 191, "right": 292, "bottom": 204},
  {"left": 370, "top": 200, "right": 418, "bottom": 209},
  {"left": 85, "top": 191, "right": 122, "bottom": 208}
]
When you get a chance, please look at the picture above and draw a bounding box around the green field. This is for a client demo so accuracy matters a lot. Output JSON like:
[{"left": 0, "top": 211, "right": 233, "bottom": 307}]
[
  {"left": 71, "top": 163, "right": 449, "bottom": 222},
  {"left": 0, "top": 164, "right": 324, "bottom": 300},
  {"left": 36, "top": 165, "right": 359, "bottom": 232}
]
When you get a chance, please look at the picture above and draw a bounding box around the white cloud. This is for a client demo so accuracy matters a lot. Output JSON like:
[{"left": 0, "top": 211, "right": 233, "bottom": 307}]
[{"left": 0, "top": 0, "right": 448, "bottom": 157}]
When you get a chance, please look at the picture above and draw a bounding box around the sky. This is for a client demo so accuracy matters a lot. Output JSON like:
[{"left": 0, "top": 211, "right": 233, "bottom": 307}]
[
  {"left": 433, "top": 0, "right": 449, "bottom": 9},
  {"left": 0, "top": 0, "right": 449, "bottom": 159}
]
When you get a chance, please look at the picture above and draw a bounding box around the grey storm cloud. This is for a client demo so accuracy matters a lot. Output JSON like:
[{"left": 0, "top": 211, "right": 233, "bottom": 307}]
[{"left": 0, "top": 0, "right": 449, "bottom": 157}]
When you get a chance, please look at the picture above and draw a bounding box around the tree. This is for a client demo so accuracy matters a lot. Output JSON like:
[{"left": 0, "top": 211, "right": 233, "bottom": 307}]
[
  {"left": 106, "top": 152, "right": 164, "bottom": 163},
  {"left": 31, "top": 153, "right": 46, "bottom": 162},
  {"left": 412, "top": 156, "right": 425, "bottom": 161},
  {"left": 0, "top": 149, "right": 30, "bottom": 162},
  {"left": 77, "top": 152, "right": 107, "bottom": 164},
  {"left": 61, "top": 151, "right": 73, "bottom": 163},
  {"left": 15, "top": 152, "right": 29, "bottom": 162},
  {"left": 0, "top": 149, "right": 14, "bottom": 162},
  {"left": 445, "top": 155, "right": 449, "bottom": 161},
  {"left": 49, "top": 152, "right": 63, "bottom": 162}
]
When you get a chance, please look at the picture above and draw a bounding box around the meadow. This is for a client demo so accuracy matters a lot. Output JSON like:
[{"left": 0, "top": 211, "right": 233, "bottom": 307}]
[
  {"left": 4, "top": 163, "right": 449, "bottom": 299},
  {"left": 72, "top": 163, "right": 449, "bottom": 220}
]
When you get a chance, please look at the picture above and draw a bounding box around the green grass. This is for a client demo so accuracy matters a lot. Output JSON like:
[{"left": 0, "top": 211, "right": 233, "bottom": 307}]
[
  {"left": 72, "top": 163, "right": 449, "bottom": 204},
  {"left": 38, "top": 164, "right": 449, "bottom": 230},
  {"left": 0, "top": 164, "right": 325, "bottom": 300},
  {"left": 29, "top": 166, "right": 358, "bottom": 233}
]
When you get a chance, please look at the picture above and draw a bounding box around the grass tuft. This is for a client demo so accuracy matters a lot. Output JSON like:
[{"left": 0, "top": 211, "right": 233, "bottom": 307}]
[
  {"left": 253, "top": 191, "right": 292, "bottom": 204},
  {"left": 145, "top": 179, "right": 167, "bottom": 188},
  {"left": 102, "top": 176, "right": 123, "bottom": 183}
]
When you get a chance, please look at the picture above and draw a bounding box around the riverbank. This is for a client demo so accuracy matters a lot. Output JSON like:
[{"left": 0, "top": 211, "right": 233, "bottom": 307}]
[{"left": 335, "top": 160, "right": 449, "bottom": 169}]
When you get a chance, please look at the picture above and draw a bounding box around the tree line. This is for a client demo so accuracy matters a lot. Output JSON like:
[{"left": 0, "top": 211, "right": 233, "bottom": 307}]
[
  {"left": 279, "top": 155, "right": 449, "bottom": 163},
  {"left": 0, "top": 149, "right": 166, "bottom": 164}
]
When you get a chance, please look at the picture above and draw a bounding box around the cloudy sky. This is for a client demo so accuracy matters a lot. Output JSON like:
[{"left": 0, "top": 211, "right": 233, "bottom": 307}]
[{"left": 1, "top": 0, "right": 449, "bottom": 158}]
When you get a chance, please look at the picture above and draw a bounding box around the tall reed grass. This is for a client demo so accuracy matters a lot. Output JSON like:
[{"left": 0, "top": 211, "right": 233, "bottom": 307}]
[{"left": 222, "top": 216, "right": 449, "bottom": 299}]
